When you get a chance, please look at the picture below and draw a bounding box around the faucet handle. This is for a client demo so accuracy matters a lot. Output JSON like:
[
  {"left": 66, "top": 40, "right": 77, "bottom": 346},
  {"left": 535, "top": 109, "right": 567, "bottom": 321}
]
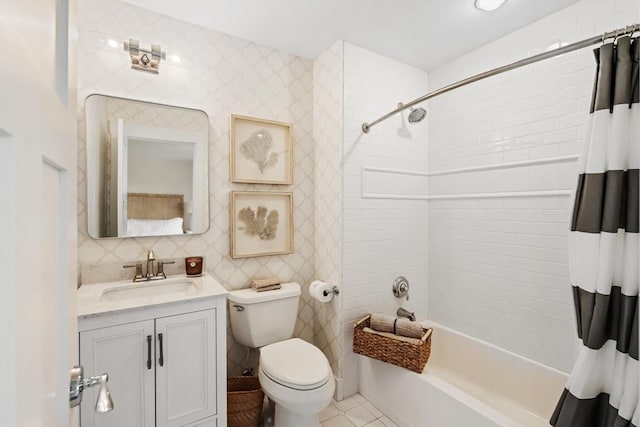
[
  {"left": 156, "top": 260, "right": 175, "bottom": 279},
  {"left": 123, "top": 262, "right": 144, "bottom": 281}
]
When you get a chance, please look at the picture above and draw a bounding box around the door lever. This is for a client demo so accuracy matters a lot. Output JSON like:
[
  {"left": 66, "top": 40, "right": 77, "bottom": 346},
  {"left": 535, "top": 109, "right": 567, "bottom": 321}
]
[{"left": 69, "top": 365, "right": 114, "bottom": 412}]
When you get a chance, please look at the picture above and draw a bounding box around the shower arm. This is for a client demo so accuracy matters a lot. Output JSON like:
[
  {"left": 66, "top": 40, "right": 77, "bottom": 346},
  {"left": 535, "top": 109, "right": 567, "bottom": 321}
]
[{"left": 361, "top": 23, "right": 640, "bottom": 134}]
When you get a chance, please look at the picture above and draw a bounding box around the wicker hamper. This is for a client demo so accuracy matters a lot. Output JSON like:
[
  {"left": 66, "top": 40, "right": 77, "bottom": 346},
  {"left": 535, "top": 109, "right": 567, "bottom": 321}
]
[
  {"left": 227, "top": 376, "right": 264, "bottom": 427},
  {"left": 353, "top": 314, "right": 432, "bottom": 373}
]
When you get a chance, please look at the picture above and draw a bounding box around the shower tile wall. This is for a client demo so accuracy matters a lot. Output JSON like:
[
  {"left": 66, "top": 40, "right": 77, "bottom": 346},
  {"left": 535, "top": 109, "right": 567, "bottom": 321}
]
[
  {"left": 76, "top": 0, "right": 316, "bottom": 376},
  {"left": 426, "top": 0, "right": 639, "bottom": 372},
  {"left": 342, "top": 43, "right": 429, "bottom": 396}
]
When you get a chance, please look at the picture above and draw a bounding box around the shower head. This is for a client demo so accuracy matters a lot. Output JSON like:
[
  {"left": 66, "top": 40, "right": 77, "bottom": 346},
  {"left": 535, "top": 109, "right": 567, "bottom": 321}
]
[
  {"left": 397, "top": 102, "right": 427, "bottom": 124},
  {"left": 408, "top": 107, "right": 427, "bottom": 123}
]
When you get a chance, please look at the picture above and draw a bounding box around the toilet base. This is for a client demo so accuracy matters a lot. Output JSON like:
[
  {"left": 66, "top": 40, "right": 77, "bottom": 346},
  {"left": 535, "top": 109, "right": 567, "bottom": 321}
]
[
  {"left": 274, "top": 404, "right": 320, "bottom": 427},
  {"left": 262, "top": 398, "right": 275, "bottom": 427},
  {"left": 259, "top": 366, "right": 334, "bottom": 427}
]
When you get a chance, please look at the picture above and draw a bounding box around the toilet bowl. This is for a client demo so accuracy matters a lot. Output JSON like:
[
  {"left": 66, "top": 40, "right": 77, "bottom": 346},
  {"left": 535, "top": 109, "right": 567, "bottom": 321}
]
[
  {"left": 227, "top": 283, "right": 335, "bottom": 426},
  {"left": 258, "top": 338, "right": 335, "bottom": 427}
]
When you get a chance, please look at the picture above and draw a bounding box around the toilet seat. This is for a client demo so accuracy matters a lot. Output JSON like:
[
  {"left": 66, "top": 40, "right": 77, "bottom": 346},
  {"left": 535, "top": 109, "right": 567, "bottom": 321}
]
[{"left": 260, "top": 338, "right": 331, "bottom": 391}]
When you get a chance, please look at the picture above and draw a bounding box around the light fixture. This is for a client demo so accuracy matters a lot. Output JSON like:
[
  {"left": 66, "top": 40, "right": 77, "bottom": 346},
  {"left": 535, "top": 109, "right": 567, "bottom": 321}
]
[
  {"left": 475, "top": 0, "right": 507, "bottom": 11},
  {"left": 107, "top": 39, "right": 119, "bottom": 49},
  {"left": 169, "top": 54, "right": 182, "bottom": 63},
  {"left": 123, "top": 38, "right": 166, "bottom": 74}
]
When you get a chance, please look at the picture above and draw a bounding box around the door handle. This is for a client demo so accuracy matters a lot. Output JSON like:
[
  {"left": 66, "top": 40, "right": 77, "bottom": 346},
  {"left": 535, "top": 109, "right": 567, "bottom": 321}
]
[
  {"left": 69, "top": 365, "right": 114, "bottom": 412},
  {"left": 158, "top": 333, "right": 164, "bottom": 367},
  {"left": 146, "top": 335, "right": 152, "bottom": 369}
]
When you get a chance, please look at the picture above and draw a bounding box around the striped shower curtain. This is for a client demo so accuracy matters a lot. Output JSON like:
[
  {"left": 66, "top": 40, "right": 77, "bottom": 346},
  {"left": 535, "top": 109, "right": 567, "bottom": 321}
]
[{"left": 551, "top": 36, "right": 639, "bottom": 426}]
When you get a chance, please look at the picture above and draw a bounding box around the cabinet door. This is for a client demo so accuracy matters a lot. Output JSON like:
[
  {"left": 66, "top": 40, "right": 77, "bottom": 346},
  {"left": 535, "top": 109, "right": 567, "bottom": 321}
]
[
  {"left": 80, "top": 320, "right": 155, "bottom": 427},
  {"left": 155, "top": 309, "right": 217, "bottom": 427}
]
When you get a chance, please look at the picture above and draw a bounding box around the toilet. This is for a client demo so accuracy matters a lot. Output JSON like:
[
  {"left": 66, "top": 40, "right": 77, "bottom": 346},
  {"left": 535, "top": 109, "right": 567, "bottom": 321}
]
[{"left": 228, "top": 282, "right": 334, "bottom": 427}]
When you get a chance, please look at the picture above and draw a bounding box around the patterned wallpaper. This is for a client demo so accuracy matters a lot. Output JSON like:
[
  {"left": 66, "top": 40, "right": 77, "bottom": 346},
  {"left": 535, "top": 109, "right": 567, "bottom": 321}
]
[
  {"left": 312, "top": 41, "right": 345, "bottom": 382},
  {"left": 76, "top": 0, "right": 316, "bottom": 376}
]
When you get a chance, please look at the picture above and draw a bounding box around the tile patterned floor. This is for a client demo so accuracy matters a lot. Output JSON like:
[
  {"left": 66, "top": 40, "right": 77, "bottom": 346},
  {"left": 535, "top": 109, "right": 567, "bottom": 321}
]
[{"left": 320, "top": 394, "right": 398, "bottom": 427}]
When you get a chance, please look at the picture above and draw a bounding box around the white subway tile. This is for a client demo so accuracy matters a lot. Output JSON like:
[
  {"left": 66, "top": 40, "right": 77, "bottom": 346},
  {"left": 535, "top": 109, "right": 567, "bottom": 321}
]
[{"left": 423, "top": 0, "right": 637, "bottom": 373}]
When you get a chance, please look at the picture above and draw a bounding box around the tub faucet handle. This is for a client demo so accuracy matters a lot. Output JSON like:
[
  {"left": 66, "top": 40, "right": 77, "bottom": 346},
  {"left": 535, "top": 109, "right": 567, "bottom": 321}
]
[{"left": 392, "top": 276, "right": 410, "bottom": 300}]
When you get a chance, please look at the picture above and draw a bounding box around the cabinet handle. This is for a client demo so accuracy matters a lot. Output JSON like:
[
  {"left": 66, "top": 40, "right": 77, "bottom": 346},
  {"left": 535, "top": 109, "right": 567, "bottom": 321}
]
[
  {"left": 158, "top": 333, "right": 164, "bottom": 367},
  {"left": 146, "top": 335, "right": 152, "bottom": 370}
]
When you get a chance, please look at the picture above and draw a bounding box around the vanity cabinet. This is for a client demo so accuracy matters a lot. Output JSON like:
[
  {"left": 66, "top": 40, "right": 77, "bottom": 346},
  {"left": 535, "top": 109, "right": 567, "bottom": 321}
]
[
  {"left": 78, "top": 292, "right": 226, "bottom": 427},
  {"left": 155, "top": 310, "right": 217, "bottom": 427},
  {"left": 80, "top": 319, "right": 155, "bottom": 427}
]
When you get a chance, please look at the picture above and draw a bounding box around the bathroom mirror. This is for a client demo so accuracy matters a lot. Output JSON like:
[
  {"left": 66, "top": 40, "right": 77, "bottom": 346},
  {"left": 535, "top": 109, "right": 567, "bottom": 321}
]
[{"left": 85, "top": 94, "right": 209, "bottom": 238}]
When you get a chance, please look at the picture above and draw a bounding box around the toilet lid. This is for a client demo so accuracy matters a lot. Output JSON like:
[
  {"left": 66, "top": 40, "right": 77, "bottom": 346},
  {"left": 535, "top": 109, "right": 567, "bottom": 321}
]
[{"left": 260, "top": 338, "right": 331, "bottom": 390}]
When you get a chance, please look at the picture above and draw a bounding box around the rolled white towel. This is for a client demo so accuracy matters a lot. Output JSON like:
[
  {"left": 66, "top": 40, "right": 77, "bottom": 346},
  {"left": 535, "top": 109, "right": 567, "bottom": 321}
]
[
  {"left": 395, "top": 318, "right": 424, "bottom": 339},
  {"left": 363, "top": 327, "right": 422, "bottom": 345},
  {"left": 369, "top": 314, "right": 396, "bottom": 334}
]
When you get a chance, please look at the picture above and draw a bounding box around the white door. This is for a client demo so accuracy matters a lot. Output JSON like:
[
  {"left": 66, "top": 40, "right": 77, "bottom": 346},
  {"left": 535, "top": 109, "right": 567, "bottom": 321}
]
[
  {"left": 116, "top": 118, "right": 128, "bottom": 236},
  {"left": 79, "top": 321, "right": 156, "bottom": 427},
  {"left": 0, "top": 0, "right": 78, "bottom": 426},
  {"left": 155, "top": 310, "right": 217, "bottom": 427}
]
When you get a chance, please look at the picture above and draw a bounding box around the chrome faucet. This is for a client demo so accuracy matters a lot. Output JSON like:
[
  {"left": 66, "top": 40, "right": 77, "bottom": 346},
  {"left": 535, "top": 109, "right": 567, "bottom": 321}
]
[
  {"left": 123, "top": 250, "right": 175, "bottom": 282},
  {"left": 146, "top": 250, "right": 156, "bottom": 279},
  {"left": 397, "top": 307, "right": 416, "bottom": 321}
]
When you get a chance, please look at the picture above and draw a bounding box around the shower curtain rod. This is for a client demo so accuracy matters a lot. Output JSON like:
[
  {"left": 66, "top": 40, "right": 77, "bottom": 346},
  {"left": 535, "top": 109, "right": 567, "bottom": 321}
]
[{"left": 361, "top": 23, "right": 640, "bottom": 134}]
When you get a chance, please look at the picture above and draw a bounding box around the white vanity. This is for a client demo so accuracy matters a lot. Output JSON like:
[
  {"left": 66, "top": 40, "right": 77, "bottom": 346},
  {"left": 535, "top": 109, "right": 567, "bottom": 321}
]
[{"left": 77, "top": 273, "right": 228, "bottom": 427}]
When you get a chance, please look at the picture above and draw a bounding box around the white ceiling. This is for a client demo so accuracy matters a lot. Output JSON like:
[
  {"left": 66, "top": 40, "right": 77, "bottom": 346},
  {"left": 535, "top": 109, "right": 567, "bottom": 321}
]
[{"left": 121, "top": 0, "right": 581, "bottom": 71}]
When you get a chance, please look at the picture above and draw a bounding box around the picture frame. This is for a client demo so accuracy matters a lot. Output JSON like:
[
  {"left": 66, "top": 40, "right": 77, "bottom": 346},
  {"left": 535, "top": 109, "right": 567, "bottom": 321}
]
[
  {"left": 230, "top": 114, "right": 293, "bottom": 184},
  {"left": 230, "top": 191, "right": 293, "bottom": 258}
]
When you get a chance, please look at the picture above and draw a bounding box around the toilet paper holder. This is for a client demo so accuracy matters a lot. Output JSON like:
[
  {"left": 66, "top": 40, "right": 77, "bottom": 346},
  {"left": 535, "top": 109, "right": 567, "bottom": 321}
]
[
  {"left": 310, "top": 280, "right": 340, "bottom": 303},
  {"left": 322, "top": 286, "right": 340, "bottom": 297}
]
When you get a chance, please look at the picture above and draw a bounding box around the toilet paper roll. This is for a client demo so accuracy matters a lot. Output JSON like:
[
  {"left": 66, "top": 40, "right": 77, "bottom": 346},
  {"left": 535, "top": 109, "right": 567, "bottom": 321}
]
[{"left": 309, "top": 280, "right": 333, "bottom": 303}]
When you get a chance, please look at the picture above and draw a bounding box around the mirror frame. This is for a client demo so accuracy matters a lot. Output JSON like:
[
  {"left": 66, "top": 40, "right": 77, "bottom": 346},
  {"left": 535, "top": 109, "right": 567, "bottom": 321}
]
[{"left": 84, "top": 93, "right": 210, "bottom": 239}]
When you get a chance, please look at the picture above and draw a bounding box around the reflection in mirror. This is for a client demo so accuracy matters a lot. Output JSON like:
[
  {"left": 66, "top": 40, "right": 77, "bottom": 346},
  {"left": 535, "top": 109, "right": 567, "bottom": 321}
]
[{"left": 85, "top": 94, "right": 209, "bottom": 239}]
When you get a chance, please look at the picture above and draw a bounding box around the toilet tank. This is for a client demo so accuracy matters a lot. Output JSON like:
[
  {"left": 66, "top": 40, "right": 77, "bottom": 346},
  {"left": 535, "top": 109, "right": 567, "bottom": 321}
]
[{"left": 227, "top": 282, "right": 301, "bottom": 348}]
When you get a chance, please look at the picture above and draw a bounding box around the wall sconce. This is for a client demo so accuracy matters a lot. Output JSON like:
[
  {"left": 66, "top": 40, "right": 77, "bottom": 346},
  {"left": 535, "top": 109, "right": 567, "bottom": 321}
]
[{"left": 123, "top": 38, "right": 166, "bottom": 74}]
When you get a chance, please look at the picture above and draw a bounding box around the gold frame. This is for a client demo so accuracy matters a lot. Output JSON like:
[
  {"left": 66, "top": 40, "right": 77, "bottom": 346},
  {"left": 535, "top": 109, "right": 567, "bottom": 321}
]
[
  {"left": 230, "top": 114, "right": 293, "bottom": 184},
  {"left": 230, "top": 191, "right": 293, "bottom": 258}
]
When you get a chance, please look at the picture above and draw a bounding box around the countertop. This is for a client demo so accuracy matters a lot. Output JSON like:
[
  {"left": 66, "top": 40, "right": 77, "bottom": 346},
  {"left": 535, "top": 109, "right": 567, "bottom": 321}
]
[{"left": 77, "top": 273, "right": 228, "bottom": 317}]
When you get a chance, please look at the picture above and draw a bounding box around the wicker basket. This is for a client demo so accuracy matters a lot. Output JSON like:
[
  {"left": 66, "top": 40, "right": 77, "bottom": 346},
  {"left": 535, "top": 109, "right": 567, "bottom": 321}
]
[
  {"left": 353, "top": 314, "right": 432, "bottom": 373},
  {"left": 227, "top": 376, "right": 264, "bottom": 427}
]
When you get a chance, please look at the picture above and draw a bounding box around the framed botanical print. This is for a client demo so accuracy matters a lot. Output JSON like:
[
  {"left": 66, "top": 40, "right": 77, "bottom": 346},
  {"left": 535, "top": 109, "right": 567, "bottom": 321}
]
[
  {"left": 230, "top": 114, "right": 293, "bottom": 184},
  {"left": 230, "top": 191, "right": 293, "bottom": 258}
]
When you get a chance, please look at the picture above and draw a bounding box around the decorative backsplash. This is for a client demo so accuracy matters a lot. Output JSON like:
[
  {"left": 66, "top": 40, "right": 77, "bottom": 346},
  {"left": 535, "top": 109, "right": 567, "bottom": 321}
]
[{"left": 77, "top": 0, "right": 315, "bottom": 376}]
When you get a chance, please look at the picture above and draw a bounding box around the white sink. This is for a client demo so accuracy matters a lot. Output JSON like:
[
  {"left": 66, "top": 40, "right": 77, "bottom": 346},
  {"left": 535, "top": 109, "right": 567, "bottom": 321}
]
[
  {"left": 100, "top": 279, "right": 197, "bottom": 302},
  {"left": 77, "top": 273, "right": 228, "bottom": 317}
]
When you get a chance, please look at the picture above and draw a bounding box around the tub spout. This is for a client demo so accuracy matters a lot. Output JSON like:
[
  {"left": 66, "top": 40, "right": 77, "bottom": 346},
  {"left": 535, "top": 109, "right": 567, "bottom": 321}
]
[{"left": 397, "top": 307, "right": 416, "bottom": 321}]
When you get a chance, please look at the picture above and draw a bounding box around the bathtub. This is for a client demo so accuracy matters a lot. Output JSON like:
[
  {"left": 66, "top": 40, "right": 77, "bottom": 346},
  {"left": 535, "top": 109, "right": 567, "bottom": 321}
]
[{"left": 358, "top": 321, "right": 569, "bottom": 427}]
